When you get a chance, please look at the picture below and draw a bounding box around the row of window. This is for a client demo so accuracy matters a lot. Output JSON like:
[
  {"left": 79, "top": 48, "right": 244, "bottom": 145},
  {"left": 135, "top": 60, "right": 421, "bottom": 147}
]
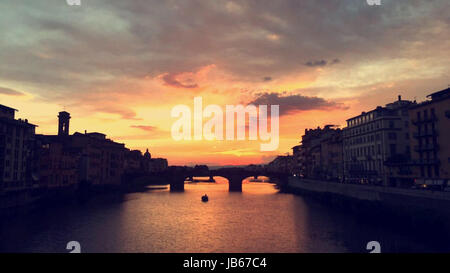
[
  {"left": 46, "top": 174, "right": 76, "bottom": 185},
  {"left": 3, "top": 171, "right": 25, "bottom": 180},
  {"left": 346, "top": 160, "right": 384, "bottom": 172},
  {"left": 0, "top": 124, "right": 35, "bottom": 136},
  {"left": 345, "top": 120, "right": 405, "bottom": 136},
  {"left": 347, "top": 112, "right": 375, "bottom": 127},
  {"left": 416, "top": 108, "right": 436, "bottom": 121},
  {"left": 345, "top": 144, "right": 382, "bottom": 158},
  {"left": 345, "top": 144, "right": 411, "bottom": 159},
  {"left": 420, "top": 165, "right": 440, "bottom": 178},
  {"left": 1, "top": 180, "right": 28, "bottom": 189},
  {"left": 4, "top": 160, "right": 28, "bottom": 171},
  {"left": 345, "top": 133, "right": 381, "bottom": 145},
  {"left": 3, "top": 148, "right": 31, "bottom": 159},
  {"left": 345, "top": 131, "right": 411, "bottom": 146}
]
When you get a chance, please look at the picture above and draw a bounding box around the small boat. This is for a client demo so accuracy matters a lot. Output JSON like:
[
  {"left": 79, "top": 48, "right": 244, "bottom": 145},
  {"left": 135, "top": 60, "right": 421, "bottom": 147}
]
[{"left": 201, "top": 194, "right": 209, "bottom": 202}]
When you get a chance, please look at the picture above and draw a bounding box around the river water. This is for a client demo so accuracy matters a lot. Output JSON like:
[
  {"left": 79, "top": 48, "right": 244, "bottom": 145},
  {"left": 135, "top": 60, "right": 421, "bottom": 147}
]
[{"left": 0, "top": 178, "right": 441, "bottom": 253}]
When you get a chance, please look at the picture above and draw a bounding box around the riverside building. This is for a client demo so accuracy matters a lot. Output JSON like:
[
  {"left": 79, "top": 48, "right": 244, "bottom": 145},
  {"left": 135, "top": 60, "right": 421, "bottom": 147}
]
[
  {"left": 343, "top": 96, "right": 415, "bottom": 186},
  {"left": 408, "top": 87, "right": 450, "bottom": 188},
  {"left": 0, "top": 105, "right": 37, "bottom": 193}
]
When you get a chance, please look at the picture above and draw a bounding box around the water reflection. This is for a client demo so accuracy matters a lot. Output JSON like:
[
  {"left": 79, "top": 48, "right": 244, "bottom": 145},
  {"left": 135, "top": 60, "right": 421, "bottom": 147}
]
[{"left": 0, "top": 181, "right": 441, "bottom": 253}]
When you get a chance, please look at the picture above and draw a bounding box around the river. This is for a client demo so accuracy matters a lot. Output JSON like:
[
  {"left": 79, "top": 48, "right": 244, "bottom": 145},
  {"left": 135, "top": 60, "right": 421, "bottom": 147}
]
[{"left": 0, "top": 178, "right": 440, "bottom": 253}]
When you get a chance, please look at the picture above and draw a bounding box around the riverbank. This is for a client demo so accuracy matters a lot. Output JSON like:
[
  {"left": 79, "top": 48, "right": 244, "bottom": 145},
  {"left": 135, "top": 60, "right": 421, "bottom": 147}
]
[
  {"left": 286, "top": 177, "right": 450, "bottom": 250},
  {"left": 0, "top": 176, "right": 169, "bottom": 217}
]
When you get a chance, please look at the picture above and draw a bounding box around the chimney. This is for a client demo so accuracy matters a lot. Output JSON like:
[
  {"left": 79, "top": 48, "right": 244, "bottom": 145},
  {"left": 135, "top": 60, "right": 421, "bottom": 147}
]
[{"left": 398, "top": 95, "right": 402, "bottom": 101}]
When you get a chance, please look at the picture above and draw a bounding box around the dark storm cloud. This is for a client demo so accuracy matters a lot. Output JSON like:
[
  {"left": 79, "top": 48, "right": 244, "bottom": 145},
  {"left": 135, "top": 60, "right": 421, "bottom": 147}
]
[
  {"left": 248, "top": 92, "right": 347, "bottom": 116},
  {"left": 0, "top": 0, "right": 448, "bottom": 108},
  {"left": 162, "top": 73, "right": 199, "bottom": 89},
  {"left": 331, "top": 59, "right": 340, "bottom": 64},
  {"left": 305, "top": 59, "right": 341, "bottom": 67},
  {"left": 305, "top": 60, "right": 327, "bottom": 67},
  {"left": 0, "top": 87, "right": 25, "bottom": 96}
]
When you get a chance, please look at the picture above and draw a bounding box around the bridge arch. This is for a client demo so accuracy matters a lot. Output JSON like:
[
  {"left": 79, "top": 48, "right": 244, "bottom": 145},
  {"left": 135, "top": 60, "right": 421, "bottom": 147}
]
[{"left": 165, "top": 167, "right": 290, "bottom": 192}]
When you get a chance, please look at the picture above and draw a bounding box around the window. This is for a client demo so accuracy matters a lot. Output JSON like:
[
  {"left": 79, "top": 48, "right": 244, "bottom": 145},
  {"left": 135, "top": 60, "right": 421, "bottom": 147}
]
[
  {"left": 389, "top": 121, "right": 395, "bottom": 129},
  {"left": 388, "top": 133, "right": 397, "bottom": 140},
  {"left": 390, "top": 144, "right": 397, "bottom": 155}
]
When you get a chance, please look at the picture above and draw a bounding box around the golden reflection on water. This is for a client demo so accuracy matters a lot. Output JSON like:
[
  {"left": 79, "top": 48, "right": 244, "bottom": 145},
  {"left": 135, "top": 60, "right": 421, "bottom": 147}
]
[{"left": 2, "top": 178, "right": 431, "bottom": 253}]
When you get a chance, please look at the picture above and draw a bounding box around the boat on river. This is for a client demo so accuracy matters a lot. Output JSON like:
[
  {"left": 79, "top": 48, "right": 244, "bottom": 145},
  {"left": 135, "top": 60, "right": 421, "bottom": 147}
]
[{"left": 201, "top": 194, "right": 209, "bottom": 202}]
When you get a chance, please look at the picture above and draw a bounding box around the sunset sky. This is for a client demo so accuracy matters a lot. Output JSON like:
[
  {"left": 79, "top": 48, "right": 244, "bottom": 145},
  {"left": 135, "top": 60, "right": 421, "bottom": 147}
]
[{"left": 0, "top": 0, "right": 449, "bottom": 165}]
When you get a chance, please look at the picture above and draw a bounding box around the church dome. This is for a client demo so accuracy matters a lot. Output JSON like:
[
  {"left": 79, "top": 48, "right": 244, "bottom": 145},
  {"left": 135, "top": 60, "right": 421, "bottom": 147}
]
[{"left": 144, "top": 148, "right": 151, "bottom": 159}]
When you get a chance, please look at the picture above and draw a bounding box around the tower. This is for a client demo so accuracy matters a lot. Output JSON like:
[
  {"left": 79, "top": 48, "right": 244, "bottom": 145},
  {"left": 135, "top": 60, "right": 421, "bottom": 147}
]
[{"left": 58, "top": 111, "right": 71, "bottom": 136}]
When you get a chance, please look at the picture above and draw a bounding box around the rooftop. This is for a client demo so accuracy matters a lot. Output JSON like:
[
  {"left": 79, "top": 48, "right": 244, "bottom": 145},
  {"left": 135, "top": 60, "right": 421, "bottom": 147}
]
[
  {"left": 0, "top": 104, "right": 17, "bottom": 112},
  {"left": 427, "top": 87, "right": 450, "bottom": 100},
  {"left": 409, "top": 87, "right": 450, "bottom": 109}
]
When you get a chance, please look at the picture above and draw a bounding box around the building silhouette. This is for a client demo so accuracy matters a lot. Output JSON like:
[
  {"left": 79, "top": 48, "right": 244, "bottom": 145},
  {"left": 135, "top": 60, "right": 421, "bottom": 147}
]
[
  {"left": 291, "top": 145, "right": 303, "bottom": 176},
  {"left": 410, "top": 88, "right": 450, "bottom": 184},
  {"left": 292, "top": 125, "right": 343, "bottom": 181},
  {"left": 124, "top": 148, "right": 168, "bottom": 174},
  {"left": 388, "top": 87, "right": 450, "bottom": 188},
  {"left": 0, "top": 105, "right": 37, "bottom": 193},
  {"left": 38, "top": 111, "right": 168, "bottom": 190},
  {"left": 294, "top": 89, "right": 449, "bottom": 189},
  {"left": 266, "top": 155, "right": 296, "bottom": 174},
  {"left": 343, "top": 95, "right": 414, "bottom": 186}
]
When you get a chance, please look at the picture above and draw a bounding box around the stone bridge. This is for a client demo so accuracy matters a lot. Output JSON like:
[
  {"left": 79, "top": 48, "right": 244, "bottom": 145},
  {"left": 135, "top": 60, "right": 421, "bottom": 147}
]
[{"left": 161, "top": 166, "right": 290, "bottom": 192}]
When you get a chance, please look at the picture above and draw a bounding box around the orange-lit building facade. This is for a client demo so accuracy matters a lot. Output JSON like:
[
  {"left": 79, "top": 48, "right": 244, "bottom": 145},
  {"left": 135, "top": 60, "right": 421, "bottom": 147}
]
[
  {"left": 37, "top": 111, "right": 128, "bottom": 189},
  {"left": 38, "top": 140, "right": 78, "bottom": 189}
]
